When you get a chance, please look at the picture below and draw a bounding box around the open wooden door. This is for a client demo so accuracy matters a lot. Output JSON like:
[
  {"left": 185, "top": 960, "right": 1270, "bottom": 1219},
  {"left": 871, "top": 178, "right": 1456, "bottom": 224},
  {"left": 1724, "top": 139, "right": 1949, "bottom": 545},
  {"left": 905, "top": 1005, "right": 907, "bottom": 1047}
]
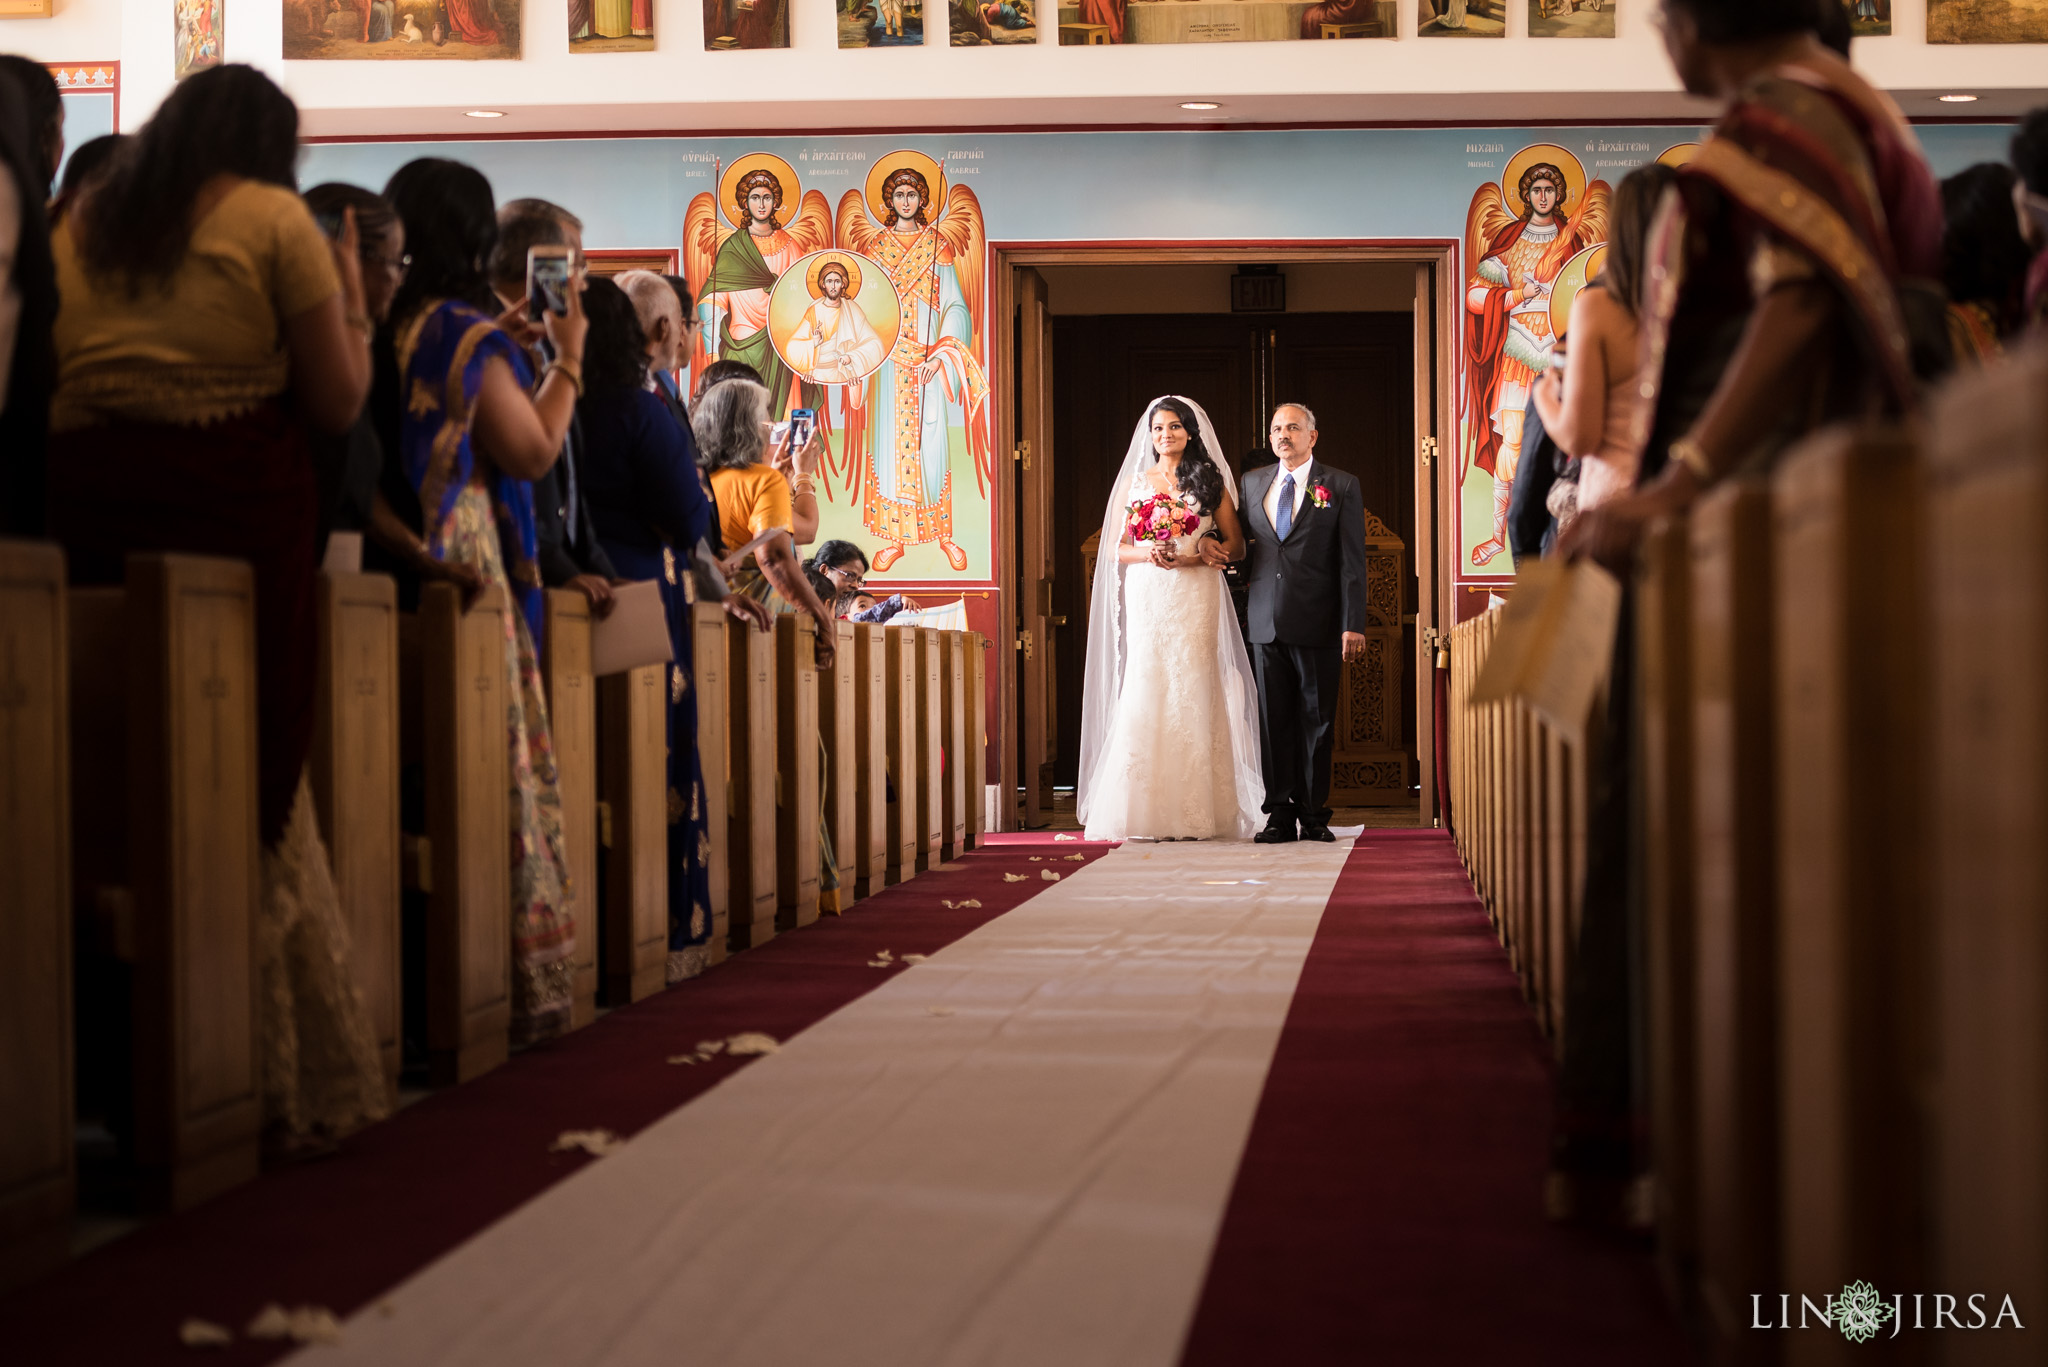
[
  {"left": 1016, "top": 267, "right": 1055, "bottom": 828},
  {"left": 1414, "top": 263, "right": 1441, "bottom": 825}
]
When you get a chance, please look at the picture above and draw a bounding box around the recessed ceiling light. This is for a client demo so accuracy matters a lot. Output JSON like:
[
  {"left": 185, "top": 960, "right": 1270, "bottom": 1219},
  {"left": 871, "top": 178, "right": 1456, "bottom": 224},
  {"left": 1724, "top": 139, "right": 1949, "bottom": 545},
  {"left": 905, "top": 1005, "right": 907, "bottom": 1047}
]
[
  {"left": 1939, "top": 94, "right": 1979, "bottom": 103},
  {"left": 1180, "top": 101, "right": 1221, "bottom": 111},
  {"left": 464, "top": 109, "right": 506, "bottom": 119}
]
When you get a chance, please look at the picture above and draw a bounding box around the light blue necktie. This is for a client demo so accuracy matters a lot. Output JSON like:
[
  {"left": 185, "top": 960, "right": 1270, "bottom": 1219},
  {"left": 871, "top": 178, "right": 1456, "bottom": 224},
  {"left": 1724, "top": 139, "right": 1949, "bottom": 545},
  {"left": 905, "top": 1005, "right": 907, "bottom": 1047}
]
[{"left": 1276, "top": 471, "right": 1295, "bottom": 539}]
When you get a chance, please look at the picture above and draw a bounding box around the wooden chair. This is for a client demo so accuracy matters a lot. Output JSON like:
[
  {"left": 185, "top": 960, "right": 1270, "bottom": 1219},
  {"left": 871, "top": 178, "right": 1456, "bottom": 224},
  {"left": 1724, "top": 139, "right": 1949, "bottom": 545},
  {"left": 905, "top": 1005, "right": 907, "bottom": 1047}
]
[
  {"left": 310, "top": 571, "right": 403, "bottom": 1090},
  {"left": 541, "top": 590, "right": 600, "bottom": 1026},
  {"left": 600, "top": 662, "right": 667, "bottom": 1003},
  {"left": 774, "top": 616, "right": 821, "bottom": 932},
  {"left": 0, "top": 541, "right": 72, "bottom": 1289},
  {"left": 727, "top": 617, "right": 777, "bottom": 950}
]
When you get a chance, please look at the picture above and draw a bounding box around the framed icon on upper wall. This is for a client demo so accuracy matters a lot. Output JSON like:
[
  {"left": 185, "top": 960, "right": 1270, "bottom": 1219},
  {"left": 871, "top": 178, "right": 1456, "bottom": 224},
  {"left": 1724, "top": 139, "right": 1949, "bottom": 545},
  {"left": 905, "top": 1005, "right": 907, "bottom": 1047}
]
[
  {"left": 952, "top": 0, "right": 1036, "bottom": 44},
  {"left": 1060, "top": 0, "right": 1391, "bottom": 42},
  {"left": 842, "top": 0, "right": 923, "bottom": 46},
  {"left": 705, "top": 0, "right": 789, "bottom": 47},
  {"left": 569, "top": 0, "right": 652, "bottom": 51},
  {"left": 176, "top": 0, "right": 224, "bottom": 76},
  {"left": 1929, "top": 0, "right": 2045, "bottom": 42},
  {"left": 1842, "top": 0, "right": 1890, "bottom": 37},
  {"left": 282, "top": 0, "right": 521, "bottom": 57},
  {"left": 1528, "top": 0, "right": 1611, "bottom": 37},
  {"left": 1418, "top": 0, "right": 1504, "bottom": 37}
]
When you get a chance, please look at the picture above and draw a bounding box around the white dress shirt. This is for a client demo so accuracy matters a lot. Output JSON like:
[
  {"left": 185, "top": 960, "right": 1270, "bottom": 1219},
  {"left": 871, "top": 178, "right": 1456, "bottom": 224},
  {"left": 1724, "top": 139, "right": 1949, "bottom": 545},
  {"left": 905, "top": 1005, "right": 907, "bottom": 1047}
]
[{"left": 1264, "top": 457, "right": 1315, "bottom": 533}]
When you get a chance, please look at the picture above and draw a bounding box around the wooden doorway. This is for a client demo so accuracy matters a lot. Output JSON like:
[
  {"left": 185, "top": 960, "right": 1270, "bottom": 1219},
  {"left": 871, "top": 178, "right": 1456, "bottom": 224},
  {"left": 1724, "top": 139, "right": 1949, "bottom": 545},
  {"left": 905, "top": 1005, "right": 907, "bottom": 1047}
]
[{"left": 993, "top": 244, "right": 1457, "bottom": 831}]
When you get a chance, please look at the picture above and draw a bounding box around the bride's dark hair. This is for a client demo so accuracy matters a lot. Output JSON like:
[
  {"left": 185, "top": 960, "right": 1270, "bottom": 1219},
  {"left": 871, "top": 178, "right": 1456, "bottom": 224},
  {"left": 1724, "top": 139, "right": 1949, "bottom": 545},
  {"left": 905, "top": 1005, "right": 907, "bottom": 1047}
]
[{"left": 1150, "top": 399, "right": 1225, "bottom": 514}]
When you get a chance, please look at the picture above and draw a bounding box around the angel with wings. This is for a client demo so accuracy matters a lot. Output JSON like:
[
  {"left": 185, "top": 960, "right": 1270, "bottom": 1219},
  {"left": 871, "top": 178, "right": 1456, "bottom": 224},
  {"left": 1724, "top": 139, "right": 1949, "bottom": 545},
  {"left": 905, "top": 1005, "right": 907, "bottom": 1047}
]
[
  {"left": 1462, "top": 148, "right": 1609, "bottom": 567},
  {"left": 684, "top": 154, "right": 833, "bottom": 420},
  {"left": 834, "top": 152, "right": 989, "bottom": 573}
]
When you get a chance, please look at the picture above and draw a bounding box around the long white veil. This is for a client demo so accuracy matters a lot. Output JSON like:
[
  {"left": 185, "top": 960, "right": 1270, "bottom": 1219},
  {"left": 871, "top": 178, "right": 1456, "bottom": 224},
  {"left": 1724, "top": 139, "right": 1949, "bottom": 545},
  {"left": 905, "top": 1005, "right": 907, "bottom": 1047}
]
[{"left": 1075, "top": 396, "right": 1265, "bottom": 834}]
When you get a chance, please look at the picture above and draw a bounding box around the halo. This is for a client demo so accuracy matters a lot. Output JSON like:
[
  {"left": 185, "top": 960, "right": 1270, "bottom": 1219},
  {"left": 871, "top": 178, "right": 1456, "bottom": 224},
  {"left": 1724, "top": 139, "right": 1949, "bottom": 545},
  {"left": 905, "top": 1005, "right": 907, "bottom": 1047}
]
[
  {"left": 805, "top": 252, "right": 864, "bottom": 299},
  {"left": 719, "top": 153, "right": 802, "bottom": 230},
  {"left": 865, "top": 149, "right": 946, "bottom": 224},
  {"left": 1501, "top": 143, "right": 1588, "bottom": 220},
  {"left": 1549, "top": 243, "right": 1609, "bottom": 340},
  {"left": 1657, "top": 142, "right": 1701, "bottom": 168}
]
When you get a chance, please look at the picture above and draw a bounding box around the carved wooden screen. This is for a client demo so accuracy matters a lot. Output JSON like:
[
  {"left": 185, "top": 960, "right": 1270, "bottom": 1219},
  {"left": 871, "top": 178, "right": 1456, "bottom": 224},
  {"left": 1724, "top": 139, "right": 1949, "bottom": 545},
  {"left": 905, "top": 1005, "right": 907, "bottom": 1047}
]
[{"left": 1332, "top": 507, "right": 1411, "bottom": 806}]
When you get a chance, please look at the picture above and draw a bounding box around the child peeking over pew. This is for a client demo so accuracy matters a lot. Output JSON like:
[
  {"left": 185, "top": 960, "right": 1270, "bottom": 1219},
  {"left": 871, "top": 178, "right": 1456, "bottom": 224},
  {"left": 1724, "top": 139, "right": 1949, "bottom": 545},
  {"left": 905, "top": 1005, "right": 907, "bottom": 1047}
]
[{"left": 846, "top": 591, "right": 920, "bottom": 624}]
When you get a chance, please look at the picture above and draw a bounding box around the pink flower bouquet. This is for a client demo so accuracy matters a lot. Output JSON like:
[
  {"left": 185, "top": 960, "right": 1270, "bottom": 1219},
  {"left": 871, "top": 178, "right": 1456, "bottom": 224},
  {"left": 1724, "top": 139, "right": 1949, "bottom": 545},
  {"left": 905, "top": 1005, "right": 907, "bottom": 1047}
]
[{"left": 1127, "top": 490, "right": 1202, "bottom": 544}]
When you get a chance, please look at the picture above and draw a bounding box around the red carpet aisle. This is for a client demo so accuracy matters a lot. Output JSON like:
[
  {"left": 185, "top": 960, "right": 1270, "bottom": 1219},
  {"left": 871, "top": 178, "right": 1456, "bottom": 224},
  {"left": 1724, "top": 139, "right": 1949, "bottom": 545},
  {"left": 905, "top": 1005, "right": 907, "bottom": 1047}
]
[
  {"left": 290, "top": 838, "right": 1358, "bottom": 1367},
  {"left": 0, "top": 841, "right": 1112, "bottom": 1367},
  {"left": 1179, "top": 830, "right": 1692, "bottom": 1365}
]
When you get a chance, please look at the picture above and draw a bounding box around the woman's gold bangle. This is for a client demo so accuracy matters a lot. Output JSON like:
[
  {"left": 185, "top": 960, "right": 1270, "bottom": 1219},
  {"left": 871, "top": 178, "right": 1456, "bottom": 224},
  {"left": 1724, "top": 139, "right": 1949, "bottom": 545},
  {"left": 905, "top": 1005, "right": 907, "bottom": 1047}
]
[{"left": 545, "top": 360, "right": 584, "bottom": 398}]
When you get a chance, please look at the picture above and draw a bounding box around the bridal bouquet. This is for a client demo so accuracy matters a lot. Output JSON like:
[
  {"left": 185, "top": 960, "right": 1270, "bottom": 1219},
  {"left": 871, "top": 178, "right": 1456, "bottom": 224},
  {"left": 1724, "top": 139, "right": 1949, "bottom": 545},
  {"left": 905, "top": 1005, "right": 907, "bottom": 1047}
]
[{"left": 1127, "top": 490, "right": 1202, "bottom": 543}]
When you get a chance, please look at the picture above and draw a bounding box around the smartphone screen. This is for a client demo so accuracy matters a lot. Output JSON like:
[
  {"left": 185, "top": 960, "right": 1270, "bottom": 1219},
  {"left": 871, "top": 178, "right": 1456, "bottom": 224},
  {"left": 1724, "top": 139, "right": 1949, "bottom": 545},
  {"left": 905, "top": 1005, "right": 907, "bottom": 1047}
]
[
  {"left": 527, "top": 245, "right": 579, "bottom": 321},
  {"left": 789, "top": 408, "right": 815, "bottom": 447},
  {"left": 313, "top": 209, "right": 346, "bottom": 241}
]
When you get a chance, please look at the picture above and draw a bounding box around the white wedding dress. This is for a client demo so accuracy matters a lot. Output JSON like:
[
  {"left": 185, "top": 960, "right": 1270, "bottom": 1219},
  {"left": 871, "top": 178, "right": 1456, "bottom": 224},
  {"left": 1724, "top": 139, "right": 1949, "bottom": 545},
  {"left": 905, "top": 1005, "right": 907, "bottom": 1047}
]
[{"left": 1078, "top": 398, "right": 1264, "bottom": 843}]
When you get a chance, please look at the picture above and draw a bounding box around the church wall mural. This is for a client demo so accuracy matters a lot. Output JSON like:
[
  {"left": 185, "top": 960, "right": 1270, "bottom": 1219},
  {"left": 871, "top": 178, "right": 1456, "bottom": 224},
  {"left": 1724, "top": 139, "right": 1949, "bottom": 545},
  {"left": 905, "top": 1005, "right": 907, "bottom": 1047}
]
[
  {"left": 300, "top": 121, "right": 2007, "bottom": 730},
  {"left": 283, "top": 0, "right": 521, "bottom": 56}
]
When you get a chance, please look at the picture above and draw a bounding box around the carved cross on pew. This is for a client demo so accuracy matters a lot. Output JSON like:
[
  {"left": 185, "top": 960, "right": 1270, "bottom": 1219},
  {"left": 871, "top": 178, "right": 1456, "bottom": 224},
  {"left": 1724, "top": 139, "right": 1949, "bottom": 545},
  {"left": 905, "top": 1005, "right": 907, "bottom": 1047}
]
[{"left": 200, "top": 636, "right": 230, "bottom": 793}]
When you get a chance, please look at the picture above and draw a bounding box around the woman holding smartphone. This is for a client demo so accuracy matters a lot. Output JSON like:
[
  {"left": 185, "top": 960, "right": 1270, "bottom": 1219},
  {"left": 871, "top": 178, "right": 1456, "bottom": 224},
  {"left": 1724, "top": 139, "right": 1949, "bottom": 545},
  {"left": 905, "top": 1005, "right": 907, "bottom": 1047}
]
[{"left": 378, "top": 156, "right": 586, "bottom": 1047}]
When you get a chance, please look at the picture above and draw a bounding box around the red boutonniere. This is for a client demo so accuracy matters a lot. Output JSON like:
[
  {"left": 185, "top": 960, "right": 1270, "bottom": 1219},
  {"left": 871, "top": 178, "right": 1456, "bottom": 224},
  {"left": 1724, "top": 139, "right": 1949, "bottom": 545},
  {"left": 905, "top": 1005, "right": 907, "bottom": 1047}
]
[{"left": 1310, "top": 483, "right": 1331, "bottom": 509}]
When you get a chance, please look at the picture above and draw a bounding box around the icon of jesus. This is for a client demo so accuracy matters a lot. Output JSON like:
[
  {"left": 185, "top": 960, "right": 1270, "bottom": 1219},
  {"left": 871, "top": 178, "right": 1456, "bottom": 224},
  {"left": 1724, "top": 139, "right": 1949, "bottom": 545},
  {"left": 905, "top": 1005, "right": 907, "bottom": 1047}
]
[{"left": 784, "top": 256, "right": 888, "bottom": 386}]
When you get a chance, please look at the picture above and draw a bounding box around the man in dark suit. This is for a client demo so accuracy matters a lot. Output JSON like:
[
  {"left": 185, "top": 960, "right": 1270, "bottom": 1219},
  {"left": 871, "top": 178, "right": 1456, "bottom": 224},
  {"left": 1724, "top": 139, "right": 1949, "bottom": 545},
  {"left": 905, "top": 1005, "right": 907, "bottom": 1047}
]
[{"left": 1239, "top": 403, "right": 1370, "bottom": 843}]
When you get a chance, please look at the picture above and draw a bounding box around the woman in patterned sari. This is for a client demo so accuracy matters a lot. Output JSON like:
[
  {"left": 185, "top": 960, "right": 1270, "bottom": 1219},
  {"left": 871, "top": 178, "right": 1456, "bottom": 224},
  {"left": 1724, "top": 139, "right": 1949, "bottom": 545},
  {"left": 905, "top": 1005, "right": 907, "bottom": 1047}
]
[
  {"left": 1552, "top": 0, "right": 1940, "bottom": 1221},
  {"left": 380, "top": 158, "right": 588, "bottom": 1046}
]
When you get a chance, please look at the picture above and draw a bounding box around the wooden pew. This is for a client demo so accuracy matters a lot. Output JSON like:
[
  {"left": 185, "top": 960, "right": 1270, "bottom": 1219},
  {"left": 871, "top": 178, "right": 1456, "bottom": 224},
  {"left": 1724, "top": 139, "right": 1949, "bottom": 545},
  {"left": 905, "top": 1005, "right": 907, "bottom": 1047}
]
[
  {"left": 939, "top": 632, "right": 970, "bottom": 862},
  {"left": 818, "top": 622, "right": 857, "bottom": 910},
  {"left": 310, "top": 571, "right": 402, "bottom": 1093},
  {"left": 727, "top": 616, "right": 777, "bottom": 950},
  {"left": 913, "top": 628, "right": 944, "bottom": 871},
  {"left": 690, "top": 602, "right": 730, "bottom": 964},
  {"left": 1688, "top": 477, "right": 1780, "bottom": 1355},
  {"left": 1540, "top": 725, "right": 1573, "bottom": 1049},
  {"left": 883, "top": 627, "right": 919, "bottom": 885},
  {"left": 1774, "top": 427, "right": 1932, "bottom": 1334},
  {"left": 68, "top": 556, "right": 264, "bottom": 1210},
  {"left": 852, "top": 624, "right": 891, "bottom": 897},
  {"left": 416, "top": 582, "right": 511, "bottom": 1086},
  {"left": 600, "top": 663, "right": 667, "bottom": 1004},
  {"left": 0, "top": 541, "right": 72, "bottom": 1289},
  {"left": 1638, "top": 515, "right": 1699, "bottom": 1304},
  {"left": 541, "top": 590, "right": 599, "bottom": 1026},
  {"left": 1928, "top": 349, "right": 2048, "bottom": 1356},
  {"left": 774, "top": 615, "right": 821, "bottom": 931},
  {"left": 965, "top": 632, "right": 988, "bottom": 849}
]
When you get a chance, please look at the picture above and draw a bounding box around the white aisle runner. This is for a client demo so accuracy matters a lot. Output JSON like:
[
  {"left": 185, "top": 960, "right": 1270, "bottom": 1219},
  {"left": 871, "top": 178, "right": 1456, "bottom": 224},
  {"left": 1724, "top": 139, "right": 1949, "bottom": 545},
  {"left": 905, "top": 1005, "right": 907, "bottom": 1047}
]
[{"left": 299, "top": 839, "right": 1354, "bottom": 1367}]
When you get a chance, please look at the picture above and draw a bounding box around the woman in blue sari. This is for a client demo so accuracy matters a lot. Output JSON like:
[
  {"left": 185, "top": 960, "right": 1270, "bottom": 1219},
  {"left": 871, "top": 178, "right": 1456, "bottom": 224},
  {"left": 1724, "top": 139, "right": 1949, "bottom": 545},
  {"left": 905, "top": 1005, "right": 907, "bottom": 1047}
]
[
  {"left": 379, "top": 158, "right": 588, "bottom": 1045},
  {"left": 576, "top": 278, "right": 770, "bottom": 979}
]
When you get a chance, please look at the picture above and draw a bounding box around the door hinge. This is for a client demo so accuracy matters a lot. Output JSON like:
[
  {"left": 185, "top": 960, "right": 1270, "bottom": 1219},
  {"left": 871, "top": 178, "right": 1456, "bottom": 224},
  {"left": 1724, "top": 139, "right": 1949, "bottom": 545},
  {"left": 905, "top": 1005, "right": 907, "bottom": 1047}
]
[
  {"left": 1014, "top": 439, "right": 1031, "bottom": 471},
  {"left": 1420, "top": 436, "right": 1438, "bottom": 468},
  {"left": 1015, "top": 628, "right": 1034, "bottom": 659}
]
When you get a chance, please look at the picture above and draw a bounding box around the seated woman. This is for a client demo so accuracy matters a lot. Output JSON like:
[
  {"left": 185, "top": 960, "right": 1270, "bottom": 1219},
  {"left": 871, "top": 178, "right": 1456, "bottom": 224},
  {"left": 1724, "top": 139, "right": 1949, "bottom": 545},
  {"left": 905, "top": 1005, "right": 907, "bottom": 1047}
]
[
  {"left": 379, "top": 156, "right": 585, "bottom": 1046},
  {"left": 693, "top": 376, "right": 839, "bottom": 656},
  {"left": 45, "top": 65, "right": 385, "bottom": 1151},
  {"left": 575, "top": 278, "right": 769, "bottom": 980},
  {"left": 1530, "top": 162, "right": 1673, "bottom": 530}
]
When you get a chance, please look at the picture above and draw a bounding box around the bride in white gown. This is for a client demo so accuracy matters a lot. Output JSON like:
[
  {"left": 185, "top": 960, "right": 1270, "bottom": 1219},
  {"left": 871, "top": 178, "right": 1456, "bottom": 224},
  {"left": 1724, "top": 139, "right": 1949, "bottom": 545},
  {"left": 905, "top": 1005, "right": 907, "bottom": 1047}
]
[{"left": 1077, "top": 396, "right": 1265, "bottom": 841}]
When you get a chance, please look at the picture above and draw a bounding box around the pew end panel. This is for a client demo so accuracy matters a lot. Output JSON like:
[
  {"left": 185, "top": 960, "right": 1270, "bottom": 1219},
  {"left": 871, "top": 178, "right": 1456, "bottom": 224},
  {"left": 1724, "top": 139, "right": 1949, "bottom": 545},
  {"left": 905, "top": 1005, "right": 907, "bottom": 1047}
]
[
  {"left": 689, "top": 603, "right": 731, "bottom": 964},
  {"left": 599, "top": 664, "right": 668, "bottom": 1005},
  {"left": 418, "top": 583, "right": 512, "bottom": 1086},
  {"left": 913, "top": 628, "right": 944, "bottom": 871},
  {"left": 727, "top": 618, "right": 777, "bottom": 951},
  {"left": 1688, "top": 478, "right": 1781, "bottom": 1353},
  {"left": 542, "top": 590, "right": 600, "bottom": 1028},
  {"left": 966, "top": 633, "right": 988, "bottom": 851},
  {"left": 0, "top": 541, "right": 73, "bottom": 1289},
  {"left": 939, "top": 632, "right": 969, "bottom": 862},
  {"left": 125, "top": 554, "right": 263, "bottom": 1211},
  {"left": 818, "top": 622, "right": 857, "bottom": 911},
  {"left": 853, "top": 625, "right": 891, "bottom": 898},
  {"left": 312, "top": 572, "right": 403, "bottom": 1095},
  {"left": 774, "top": 616, "right": 822, "bottom": 932},
  {"left": 883, "top": 628, "right": 919, "bottom": 885}
]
